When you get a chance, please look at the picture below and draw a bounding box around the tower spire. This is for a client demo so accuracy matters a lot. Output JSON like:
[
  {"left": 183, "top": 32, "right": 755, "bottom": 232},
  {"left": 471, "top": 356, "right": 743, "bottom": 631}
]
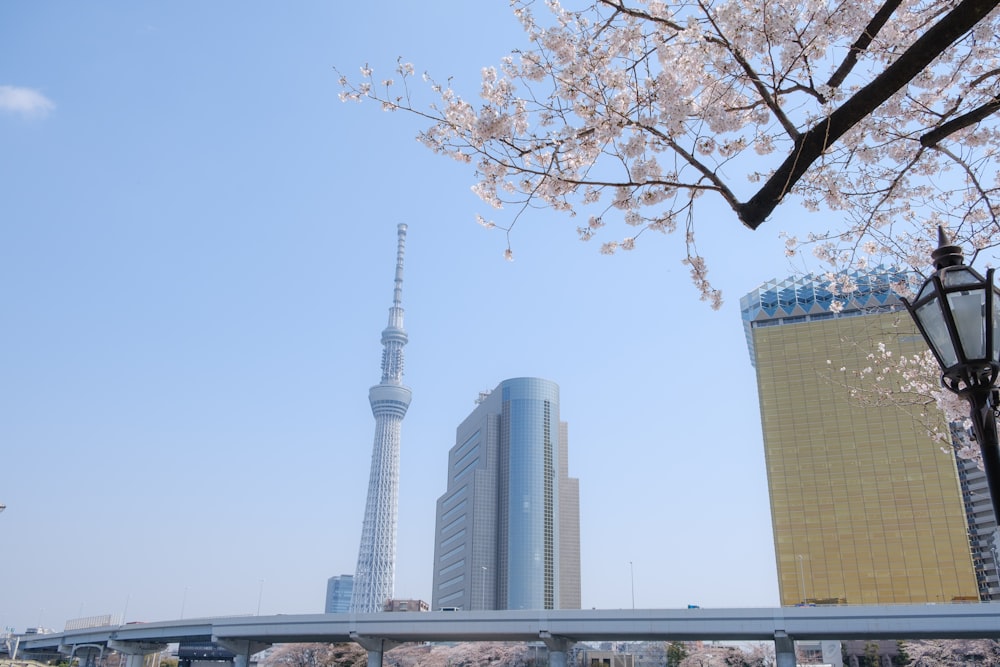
[
  {"left": 351, "top": 223, "right": 412, "bottom": 613},
  {"left": 380, "top": 224, "right": 407, "bottom": 385}
]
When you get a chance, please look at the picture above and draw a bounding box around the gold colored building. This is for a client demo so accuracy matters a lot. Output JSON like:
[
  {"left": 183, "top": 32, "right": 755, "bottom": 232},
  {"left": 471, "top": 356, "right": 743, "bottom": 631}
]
[{"left": 741, "top": 272, "right": 980, "bottom": 605}]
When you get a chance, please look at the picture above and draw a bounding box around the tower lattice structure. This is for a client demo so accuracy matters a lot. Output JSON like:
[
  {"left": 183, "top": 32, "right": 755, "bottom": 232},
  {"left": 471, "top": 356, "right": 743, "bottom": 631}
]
[{"left": 351, "top": 223, "right": 412, "bottom": 613}]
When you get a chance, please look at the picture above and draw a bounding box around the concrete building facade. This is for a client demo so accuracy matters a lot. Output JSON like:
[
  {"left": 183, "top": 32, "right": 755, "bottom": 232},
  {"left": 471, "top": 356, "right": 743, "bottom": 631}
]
[{"left": 383, "top": 599, "right": 429, "bottom": 612}]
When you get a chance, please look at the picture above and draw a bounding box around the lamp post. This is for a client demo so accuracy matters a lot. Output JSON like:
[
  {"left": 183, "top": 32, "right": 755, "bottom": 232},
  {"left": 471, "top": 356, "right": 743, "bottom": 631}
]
[
  {"left": 796, "top": 554, "right": 807, "bottom": 604},
  {"left": 480, "top": 566, "right": 487, "bottom": 610},
  {"left": 628, "top": 562, "right": 635, "bottom": 610},
  {"left": 903, "top": 227, "right": 1000, "bottom": 521}
]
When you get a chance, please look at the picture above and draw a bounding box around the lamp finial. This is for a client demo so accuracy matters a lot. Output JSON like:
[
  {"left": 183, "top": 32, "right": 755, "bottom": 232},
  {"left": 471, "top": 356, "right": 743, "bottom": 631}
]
[{"left": 931, "top": 226, "right": 965, "bottom": 270}]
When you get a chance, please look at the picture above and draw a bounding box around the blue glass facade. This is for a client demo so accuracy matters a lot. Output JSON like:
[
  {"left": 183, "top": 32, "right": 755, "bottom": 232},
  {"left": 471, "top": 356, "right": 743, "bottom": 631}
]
[
  {"left": 502, "top": 378, "right": 559, "bottom": 610},
  {"left": 431, "top": 377, "right": 578, "bottom": 611},
  {"left": 325, "top": 574, "right": 354, "bottom": 613}
]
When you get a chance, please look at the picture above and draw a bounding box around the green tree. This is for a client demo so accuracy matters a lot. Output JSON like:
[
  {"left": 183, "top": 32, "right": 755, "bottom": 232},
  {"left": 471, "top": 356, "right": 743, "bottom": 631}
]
[
  {"left": 861, "top": 641, "right": 881, "bottom": 667},
  {"left": 666, "top": 643, "right": 688, "bottom": 667},
  {"left": 892, "top": 640, "right": 909, "bottom": 666}
]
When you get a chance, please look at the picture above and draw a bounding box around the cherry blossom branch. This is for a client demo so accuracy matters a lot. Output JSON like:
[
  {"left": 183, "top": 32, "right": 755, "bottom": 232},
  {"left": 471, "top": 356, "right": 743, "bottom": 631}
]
[
  {"left": 738, "top": 0, "right": 1000, "bottom": 229},
  {"left": 826, "top": 0, "right": 905, "bottom": 91},
  {"left": 339, "top": 0, "right": 1000, "bottom": 307},
  {"left": 695, "top": 0, "right": 802, "bottom": 140},
  {"left": 920, "top": 95, "right": 1000, "bottom": 147}
]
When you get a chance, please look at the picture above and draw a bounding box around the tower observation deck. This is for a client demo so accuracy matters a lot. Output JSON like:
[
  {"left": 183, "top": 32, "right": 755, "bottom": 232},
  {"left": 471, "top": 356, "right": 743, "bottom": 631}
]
[{"left": 350, "top": 223, "right": 412, "bottom": 613}]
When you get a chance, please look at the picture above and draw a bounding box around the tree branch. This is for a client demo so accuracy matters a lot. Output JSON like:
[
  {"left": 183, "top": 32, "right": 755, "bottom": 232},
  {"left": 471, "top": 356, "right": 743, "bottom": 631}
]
[
  {"left": 826, "top": 0, "right": 906, "bottom": 91},
  {"left": 920, "top": 95, "right": 1000, "bottom": 147},
  {"left": 737, "top": 0, "right": 1000, "bottom": 230}
]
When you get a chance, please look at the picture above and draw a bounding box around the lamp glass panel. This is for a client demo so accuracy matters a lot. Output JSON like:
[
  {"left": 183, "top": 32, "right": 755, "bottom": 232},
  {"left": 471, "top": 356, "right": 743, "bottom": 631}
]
[
  {"left": 946, "top": 288, "right": 986, "bottom": 360},
  {"left": 916, "top": 298, "right": 959, "bottom": 367},
  {"left": 916, "top": 279, "right": 938, "bottom": 301},
  {"left": 940, "top": 267, "right": 982, "bottom": 288}
]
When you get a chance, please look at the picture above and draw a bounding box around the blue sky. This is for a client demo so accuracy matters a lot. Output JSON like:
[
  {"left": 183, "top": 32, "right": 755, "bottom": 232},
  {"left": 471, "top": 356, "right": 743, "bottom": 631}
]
[{"left": 1, "top": 2, "right": 821, "bottom": 631}]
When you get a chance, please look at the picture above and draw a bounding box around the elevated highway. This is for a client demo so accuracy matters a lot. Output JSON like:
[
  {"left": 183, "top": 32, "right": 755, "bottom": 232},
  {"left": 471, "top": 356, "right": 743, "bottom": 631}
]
[{"left": 19, "top": 605, "right": 1000, "bottom": 667}]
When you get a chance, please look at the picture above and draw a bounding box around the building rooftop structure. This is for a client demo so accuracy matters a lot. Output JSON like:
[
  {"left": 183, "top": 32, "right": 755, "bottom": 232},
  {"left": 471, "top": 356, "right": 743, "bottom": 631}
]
[
  {"left": 383, "top": 599, "right": 429, "bottom": 613},
  {"left": 740, "top": 267, "right": 908, "bottom": 366}
]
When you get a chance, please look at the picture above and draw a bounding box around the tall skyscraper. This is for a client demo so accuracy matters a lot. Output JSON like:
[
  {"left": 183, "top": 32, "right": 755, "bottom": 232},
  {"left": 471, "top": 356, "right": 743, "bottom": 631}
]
[
  {"left": 350, "top": 224, "right": 412, "bottom": 613},
  {"left": 741, "top": 270, "right": 995, "bottom": 605},
  {"left": 325, "top": 575, "right": 354, "bottom": 613},
  {"left": 430, "top": 377, "right": 581, "bottom": 611}
]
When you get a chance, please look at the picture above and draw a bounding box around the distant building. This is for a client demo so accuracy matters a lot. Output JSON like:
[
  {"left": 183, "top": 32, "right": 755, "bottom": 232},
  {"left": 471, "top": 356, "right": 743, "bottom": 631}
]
[
  {"left": 581, "top": 650, "right": 634, "bottom": 667},
  {"left": 431, "top": 377, "right": 581, "bottom": 611},
  {"left": 383, "top": 599, "right": 429, "bottom": 612},
  {"left": 953, "top": 435, "right": 1000, "bottom": 600},
  {"left": 325, "top": 575, "right": 354, "bottom": 613},
  {"left": 177, "top": 642, "right": 237, "bottom": 667},
  {"left": 741, "top": 270, "right": 994, "bottom": 604}
]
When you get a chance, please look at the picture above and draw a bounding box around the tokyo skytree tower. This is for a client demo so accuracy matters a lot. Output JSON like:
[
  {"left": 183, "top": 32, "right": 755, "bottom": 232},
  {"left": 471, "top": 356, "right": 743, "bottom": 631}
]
[{"left": 350, "top": 223, "right": 412, "bottom": 613}]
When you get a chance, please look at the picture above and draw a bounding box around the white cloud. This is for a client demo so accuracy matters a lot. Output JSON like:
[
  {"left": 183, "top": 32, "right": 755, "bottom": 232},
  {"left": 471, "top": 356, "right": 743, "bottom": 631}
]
[{"left": 0, "top": 85, "right": 55, "bottom": 118}]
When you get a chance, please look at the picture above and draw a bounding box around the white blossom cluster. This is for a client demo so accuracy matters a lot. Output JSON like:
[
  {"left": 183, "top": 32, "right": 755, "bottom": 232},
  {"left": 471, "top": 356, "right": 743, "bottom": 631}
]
[{"left": 831, "top": 338, "right": 986, "bottom": 463}]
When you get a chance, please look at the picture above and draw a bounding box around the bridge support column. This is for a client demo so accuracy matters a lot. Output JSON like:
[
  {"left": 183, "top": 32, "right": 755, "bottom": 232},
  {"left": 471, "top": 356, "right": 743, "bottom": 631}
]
[
  {"left": 349, "top": 633, "right": 401, "bottom": 667},
  {"left": 64, "top": 644, "right": 104, "bottom": 667},
  {"left": 540, "top": 632, "right": 575, "bottom": 667},
  {"left": 4, "top": 634, "right": 20, "bottom": 660},
  {"left": 109, "top": 639, "right": 169, "bottom": 667},
  {"left": 774, "top": 631, "right": 795, "bottom": 667}
]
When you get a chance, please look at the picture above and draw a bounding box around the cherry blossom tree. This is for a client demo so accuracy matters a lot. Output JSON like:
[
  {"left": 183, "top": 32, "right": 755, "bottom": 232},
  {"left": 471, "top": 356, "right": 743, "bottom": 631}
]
[
  {"left": 901, "top": 638, "right": 1000, "bottom": 665},
  {"left": 262, "top": 643, "right": 366, "bottom": 667},
  {"left": 673, "top": 643, "right": 774, "bottom": 666},
  {"left": 339, "top": 0, "right": 1000, "bottom": 308}
]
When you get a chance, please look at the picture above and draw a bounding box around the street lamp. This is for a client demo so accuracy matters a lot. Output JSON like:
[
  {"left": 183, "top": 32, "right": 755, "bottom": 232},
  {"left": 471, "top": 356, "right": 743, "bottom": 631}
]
[
  {"left": 903, "top": 227, "right": 1000, "bottom": 521},
  {"left": 480, "top": 566, "right": 488, "bottom": 610},
  {"left": 796, "top": 554, "right": 807, "bottom": 604},
  {"left": 628, "top": 562, "right": 635, "bottom": 610}
]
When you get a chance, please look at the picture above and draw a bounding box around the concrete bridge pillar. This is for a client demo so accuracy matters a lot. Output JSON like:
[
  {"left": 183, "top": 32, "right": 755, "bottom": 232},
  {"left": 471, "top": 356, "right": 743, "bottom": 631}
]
[
  {"left": 108, "top": 638, "right": 169, "bottom": 667},
  {"left": 348, "top": 633, "right": 401, "bottom": 667},
  {"left": 63, "top": 644, "right": 103, "bottom": 667},
  {"left": 540, "top": 631, "right": 574, "bottom": 667},
  {"left": 774, "top": 631, "right": 795, "bottom": 667}
]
